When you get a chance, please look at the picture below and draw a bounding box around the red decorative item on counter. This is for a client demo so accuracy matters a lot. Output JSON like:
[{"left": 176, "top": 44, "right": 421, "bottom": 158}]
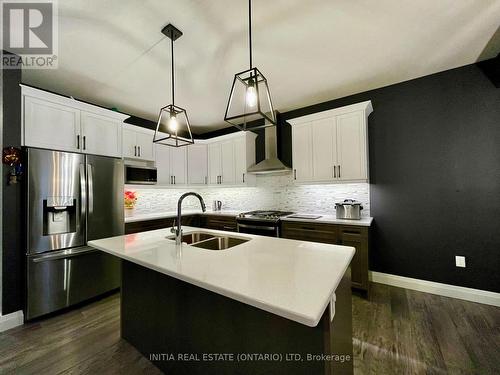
[{"left": 124, "top": 190, "right": 137, "bottom": 209}]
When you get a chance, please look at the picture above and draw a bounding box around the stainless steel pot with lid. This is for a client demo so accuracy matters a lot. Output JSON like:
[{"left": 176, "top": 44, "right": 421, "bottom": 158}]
[{"left": 335, "top": 199, "right": 363, "bottom": 220}]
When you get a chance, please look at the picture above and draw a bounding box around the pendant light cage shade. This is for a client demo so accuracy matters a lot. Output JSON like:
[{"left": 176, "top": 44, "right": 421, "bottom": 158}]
[
  {"left": 224, "top": 67, "right": 276, "bottom": 131},
  {"left": 153, "top": 104, "right": 194, "bottom": 147}
]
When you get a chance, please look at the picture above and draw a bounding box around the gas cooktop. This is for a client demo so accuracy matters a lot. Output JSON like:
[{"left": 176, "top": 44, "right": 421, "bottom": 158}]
[{"left": 238, "top": 210, "right": 294, "bottom": 222}]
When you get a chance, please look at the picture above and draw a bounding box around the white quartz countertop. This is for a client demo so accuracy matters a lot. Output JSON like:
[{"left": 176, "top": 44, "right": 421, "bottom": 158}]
[
  {"left": 88, "top": 227, "right": 355, "bottom": 327},
  {"left": 124, "top": 209, "right": 240, "bottom": 223},
  {"left": 282, "top": 214, "right": 373, "bottom": 227},
  {"left": 125, "top": 209, "right": 373, "bottom": 226}
]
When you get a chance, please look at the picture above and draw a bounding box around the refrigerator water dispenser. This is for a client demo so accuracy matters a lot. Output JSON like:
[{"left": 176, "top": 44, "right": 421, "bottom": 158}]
[{"left": 43, "top": 196, "right": 77, "bottom": 235}]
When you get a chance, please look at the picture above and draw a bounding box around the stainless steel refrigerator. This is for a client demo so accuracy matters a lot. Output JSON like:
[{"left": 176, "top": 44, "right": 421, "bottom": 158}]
[{"left": 26, "top": 148, "right": 123, "bottom": 320}]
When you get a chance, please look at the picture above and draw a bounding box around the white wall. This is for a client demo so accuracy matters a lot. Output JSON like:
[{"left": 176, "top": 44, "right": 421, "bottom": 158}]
[{"left": 126, "top": 175, "right": 370, "bottom": 217}]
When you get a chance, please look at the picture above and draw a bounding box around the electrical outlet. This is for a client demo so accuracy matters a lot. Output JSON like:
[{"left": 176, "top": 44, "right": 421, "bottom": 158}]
[{"left": 455, "top": 256, "right": 466, "bottom": 268}]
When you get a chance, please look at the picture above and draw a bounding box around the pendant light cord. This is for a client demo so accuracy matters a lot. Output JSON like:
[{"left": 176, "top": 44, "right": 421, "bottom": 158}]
[
  {"left": 171, "top": 34, "right": 175, "bottom": 106},
  {"left": 249, "top": 0, "right": 252, "bottom": 69}
]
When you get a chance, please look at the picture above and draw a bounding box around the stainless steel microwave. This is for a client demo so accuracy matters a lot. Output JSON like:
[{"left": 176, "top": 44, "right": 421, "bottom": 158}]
[{"left": 125, "top": 165, "right": 157, "bottom": 185}]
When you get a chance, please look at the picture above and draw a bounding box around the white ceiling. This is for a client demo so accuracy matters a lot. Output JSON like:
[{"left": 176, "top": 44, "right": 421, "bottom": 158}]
[{"left": 23, "top": 0, "right": 500, "bottom": 133}]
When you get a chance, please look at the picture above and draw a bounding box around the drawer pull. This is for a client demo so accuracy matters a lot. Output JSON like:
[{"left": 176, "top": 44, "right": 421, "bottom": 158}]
[{"left": 343, "top": 230, "right": 361, "bottom": 235}]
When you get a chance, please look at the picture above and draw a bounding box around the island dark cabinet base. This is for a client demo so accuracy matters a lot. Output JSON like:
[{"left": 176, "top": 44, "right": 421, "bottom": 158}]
[{"left": 121, "top": 260, "right": 353, "bottom": 375}]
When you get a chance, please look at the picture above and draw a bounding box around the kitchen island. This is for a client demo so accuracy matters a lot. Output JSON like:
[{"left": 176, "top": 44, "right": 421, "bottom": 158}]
[{"left": 89, "top": 227, "right": 355, "bottom": 374}]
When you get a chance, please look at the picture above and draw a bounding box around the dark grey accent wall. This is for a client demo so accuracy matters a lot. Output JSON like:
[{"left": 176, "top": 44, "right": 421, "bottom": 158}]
[
  {"left": 2, "top": 57, "right": 23, "bottom": 314},
  {"left": 282, "top": 61, "right": 500, "bottom": 293}
]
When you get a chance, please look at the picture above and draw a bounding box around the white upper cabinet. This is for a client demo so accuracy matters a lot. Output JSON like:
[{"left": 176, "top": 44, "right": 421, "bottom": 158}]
[
  {"left": 220, "top": 140, "right": 235, "bottom": 184},
  {"left": 123, "top": 128, "right": 138, "bottom": 159},
  {"left": 24, "top": 95, "right": 81, "bottom": 153},
  {"left": 169, "top": 147, "right": 187, "bottom": 185},
  {"left": 122, "top": 124, "right": 155, "bottom": 161},
  {"left": 154, "top": 134, "right": 187, "bottom": 185},
  {"left": 207, "top": 132, "right": 257, "bottom": 186},
  {"left": 208, "top": 142, "right": 222, "bottom": 184},
  {"left": 21, "top": 85, "right": 127, "bottom": 157},
  {"left": 233, "top": 135, "right": 256, "bottom": 185},
  {"left": 312, "top": 118, "right": 336, "bottom": 181},
  {"left": 289, "top": 101, "right": 372, "bottom": 183},
  {"left": 155, "top": 143, "right": 171, "bottom": 185},
  {"left": 336, "top": 111, "right": 367, "bottom": 181},
  {"left": 80, "top": 111, "right": 122, "bottom": 157},
  {"left": 135, "top": 131, "right": 155, "bottom": 161},
  {"left": 187, "top": 144, "right": 208, "bottom": 185},
  {"left": 291, "top": 123, "right": 313, "bottom": 182}
]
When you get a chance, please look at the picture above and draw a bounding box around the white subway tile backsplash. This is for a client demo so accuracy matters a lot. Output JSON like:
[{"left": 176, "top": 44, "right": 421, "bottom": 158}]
[{"left": 126, "top": 175, "right": 370, "bottom": 216}]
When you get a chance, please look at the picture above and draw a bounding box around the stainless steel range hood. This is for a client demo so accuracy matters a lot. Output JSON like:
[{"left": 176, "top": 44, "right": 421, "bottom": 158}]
[{"left": 247, "top": 125, "right": 292, "bottom": 175}]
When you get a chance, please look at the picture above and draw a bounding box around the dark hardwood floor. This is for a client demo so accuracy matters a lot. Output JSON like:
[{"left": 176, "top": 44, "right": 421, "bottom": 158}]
[{"left": 1, "top": 283, "right": 498, "bottom": 374}]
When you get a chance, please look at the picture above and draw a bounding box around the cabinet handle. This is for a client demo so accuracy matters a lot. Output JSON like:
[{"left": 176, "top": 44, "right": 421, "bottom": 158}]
[
  {"left": 205, "top": 176, "right": 208, "bottom": 184},
  {"left": 83, "top": 136, "right": 86, "bottom": 150},
  {"left": 134, "top": 146, "right": 137, "bottom": 157},
  {"left": 294, "top": 169, "right": 297, "bottom": 180},
  {"left": 77, "top": 135, "right": 80, "bottom": 149},
  {"left": 342, "top": 230, "right": 361, "bottom": 236},
  {"left": 170, "top": 176, "right": 173, "bottom": 184},
  {"left": 242, "top": 173, "right": 245, "bottom": 183},
  {"left": 338, "top": 165, "right": 341, "bottom": 178},
  {"left": 173, "top": 176, "right": 176, "bottom": 184},
  {"left": 220, "top": 175, "right": 223, "bottom": 184},
  {"left": 333, "top": 166, "right": 336, "bottom": 178},
  {"left": 138, "top": 146, "right": 141, "bottom": 157}
]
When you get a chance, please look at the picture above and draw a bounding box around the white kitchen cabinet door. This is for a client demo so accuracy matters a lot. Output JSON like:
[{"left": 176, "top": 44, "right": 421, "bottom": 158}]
[
  {"left": 336, "top": 111, "right": 367, "bottom": 181},
  {"left": 220, "top": 140, "right": 235, "bottom": 184},
  {"left": 135, "top": 132, "right": 155, "bottom": 161},
  {"left": 233, "top": 137, "right": 247, "bottom": 184},
  {"left": 123, "top": 128, "right": 138, "bottom": 158},
  {"left": 208, "top": 143, "right": 221, "bottom": 184},
  {"left": 187, "top": 144, "right": 208, "bottom": 185},
  {"left": 81, "top": 111, "right": 122, "bottom": 157},
  {"left": 170, "top": 147, "right": 187, "bottom": 185},
  {"left": 311, "top": 118, "right": 336, "bottom": 181},
  {"left": 155, "top": 144, "right": 171, "bottom": 185},
  {"left": 292, "top": 123, "right": 313, "bottom": 182},
  {"left": 24, "top": 96, "right": 80, "bottom": 152}
]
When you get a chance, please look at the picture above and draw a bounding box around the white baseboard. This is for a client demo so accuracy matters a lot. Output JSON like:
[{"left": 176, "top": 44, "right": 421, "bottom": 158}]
[
  {"left": 370, "top": 271, "right": 500, "bottom": 307},
  {"left": 0, "top": 310, "right": 24, "bottom": 332}
]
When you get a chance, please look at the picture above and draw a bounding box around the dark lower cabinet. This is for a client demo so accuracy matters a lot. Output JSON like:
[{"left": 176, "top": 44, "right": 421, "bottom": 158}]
[
  {"left": 125, "top": 215, "right": 200, "bottom": 234},
  {"left": 282, "top": 221, "right": 370, "bottom": 294},
  {"left": 203, "top": 215, "right": 237, "bottom": 232},
  {"left": 124, "top": 214, "right": 237, "bottom": 235}
]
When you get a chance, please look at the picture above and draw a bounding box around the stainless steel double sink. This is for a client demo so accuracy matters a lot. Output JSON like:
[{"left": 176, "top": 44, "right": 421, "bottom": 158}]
[{"left": 167, "top": 231, "right": 249, "bottom": 250}]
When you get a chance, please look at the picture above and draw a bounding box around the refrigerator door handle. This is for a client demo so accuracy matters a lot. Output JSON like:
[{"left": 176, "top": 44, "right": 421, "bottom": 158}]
[
  {"left": 80, "top": 163, "right": 87, "bottom": 219},
  {"left": 31, "top": 246, "right": 98, "bottom": 262},
  {"left": 87, "top": 164, "right": 94, "bottom": 215}
]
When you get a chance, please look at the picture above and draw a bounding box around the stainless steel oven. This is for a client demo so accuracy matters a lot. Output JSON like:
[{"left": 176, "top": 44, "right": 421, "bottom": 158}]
[{"left": 237, "top": 210, "right": 293, "bottom": 237}]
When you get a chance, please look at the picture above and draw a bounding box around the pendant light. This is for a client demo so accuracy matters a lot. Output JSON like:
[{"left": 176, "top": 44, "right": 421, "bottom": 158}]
[
  {"left": 224, "top": 0, "right": 276, "bottom": 131},
  {"left": 153, "top": 24, "right": 194, "bottom": 147}
]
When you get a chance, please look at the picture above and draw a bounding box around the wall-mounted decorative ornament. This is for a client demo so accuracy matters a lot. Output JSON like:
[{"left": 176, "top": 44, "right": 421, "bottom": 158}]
[{"left": 2, "top": 146, "right": 23, "bottom": 185}]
